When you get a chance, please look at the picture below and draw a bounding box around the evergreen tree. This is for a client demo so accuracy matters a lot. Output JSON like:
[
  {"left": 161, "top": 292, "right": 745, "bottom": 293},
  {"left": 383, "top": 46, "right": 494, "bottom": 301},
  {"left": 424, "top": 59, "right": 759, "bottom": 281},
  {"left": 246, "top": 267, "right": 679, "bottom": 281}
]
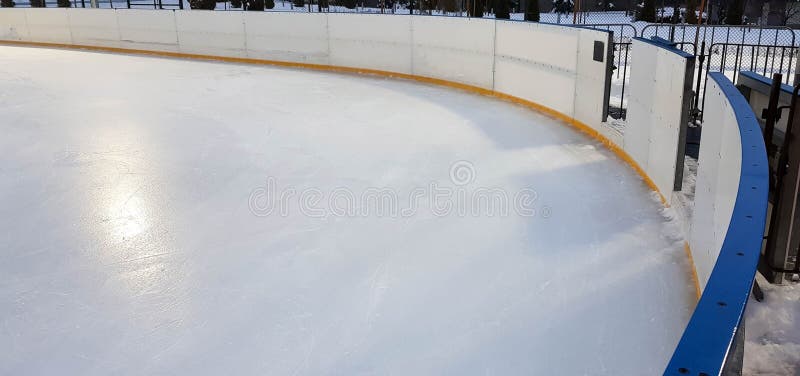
[
  {"left": 466, "top": 0, "right": 484, "bottom": 16},
  {"left": 726, "top": 0, "right": 743, "bottom": 24},
  {"left": 231, "top": 0, "right": 242, "bottom": 7},
  {"left": 495, "top": 0, "right": 510, "bottom": 18},
  {"left": 245, "top": 0, "right": 263, "bottom": 9},
  {"left": 439, "top": 0, "right": 458, "bottom": 13},
  {"left": 29, "top": 0, "right": 44, "bottom": 7},
  {"left": 685, "top": 0, "right": 697, "bottom": 23},
  {"left": 265, "top": 0, "right": 274, "bottom": 8},
  {"left": 188, "top": 0, "right": 216, "bottom": 8},
  {"left": 343, "top": 0, "right": 356, "bottom": 8},
  {"left": 292, "top": 0, "right": 303, "bottom": 7},
  {"left": 422, "top": 0, "right": 436, "bottom": 13},
  {"left": 1, "top": 0, "right": 16, "bottom": 6},
  {"left": 637, "top": 0, "right": 656, "bottom": 22},
  {"left": 56, "top": 0, "right": 70, "bottom": 6},
  {"left": 524, "top": 0, "right": 539, "bottom": 20}
]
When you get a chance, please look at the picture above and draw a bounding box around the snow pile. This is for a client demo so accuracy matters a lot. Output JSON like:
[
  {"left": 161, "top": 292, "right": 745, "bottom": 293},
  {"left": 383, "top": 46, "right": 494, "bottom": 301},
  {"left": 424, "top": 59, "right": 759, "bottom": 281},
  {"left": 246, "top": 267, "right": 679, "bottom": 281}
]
[{"left": 744, "top": 273, "right": 800, "bottom": 375}]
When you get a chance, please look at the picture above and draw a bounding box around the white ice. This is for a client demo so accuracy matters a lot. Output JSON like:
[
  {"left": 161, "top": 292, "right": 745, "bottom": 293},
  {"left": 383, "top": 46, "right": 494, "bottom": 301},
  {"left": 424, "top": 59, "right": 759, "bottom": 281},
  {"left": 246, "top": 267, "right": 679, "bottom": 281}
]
[{"left": 0, "top": 46, "right": 695, "bottom": 375}]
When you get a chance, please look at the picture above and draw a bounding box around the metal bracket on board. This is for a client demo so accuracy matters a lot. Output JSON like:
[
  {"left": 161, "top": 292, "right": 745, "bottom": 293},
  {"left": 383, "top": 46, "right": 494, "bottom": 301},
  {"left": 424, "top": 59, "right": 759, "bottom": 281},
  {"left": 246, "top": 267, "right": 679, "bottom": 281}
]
[
  {"left": 593, "top": 41, "right": 605, "bottom": 62},
  {"left": 600, "top": 35, "right": 613, "bottom": 122}
]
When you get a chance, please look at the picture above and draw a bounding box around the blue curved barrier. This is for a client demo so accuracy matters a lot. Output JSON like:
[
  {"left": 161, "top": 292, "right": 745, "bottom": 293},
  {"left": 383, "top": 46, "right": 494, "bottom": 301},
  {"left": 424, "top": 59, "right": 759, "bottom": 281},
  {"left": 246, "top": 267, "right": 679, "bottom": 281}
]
[{"left": 665, "top": 72, "right": 770, "bottom": 375}]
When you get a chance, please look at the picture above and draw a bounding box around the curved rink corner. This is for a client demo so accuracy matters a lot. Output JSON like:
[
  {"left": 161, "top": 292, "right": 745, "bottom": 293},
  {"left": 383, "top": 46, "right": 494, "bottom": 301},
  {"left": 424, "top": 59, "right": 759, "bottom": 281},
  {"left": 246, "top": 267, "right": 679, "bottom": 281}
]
[{"left": 0, "top": 46, "right": 695, "bottom": 375}]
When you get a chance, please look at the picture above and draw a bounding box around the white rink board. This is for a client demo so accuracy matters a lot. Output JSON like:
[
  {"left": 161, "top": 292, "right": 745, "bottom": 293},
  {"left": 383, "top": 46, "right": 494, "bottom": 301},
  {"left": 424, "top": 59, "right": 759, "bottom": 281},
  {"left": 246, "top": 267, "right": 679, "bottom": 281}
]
[
  {"left": 624, "top": 41, "right": 657, "bottom": 170},
  {"left": 573, "top": 29, "right": 612, "bottom": 132},
  {"left": 67, "top": 9, "right": 120, "bottom": 47},
  {"left": 493, "top": 57, "right": 576, "bottom": 116},
  {"left": 493, "top": 21, "right": 579, "bottom": 116},
  {"left": 244, "top": 12, "right": 328, "bottom": 63},
  {"left": 24, "top": 9, "right": 71, "bottom": 44},
  {"left": 174, "top": 10, "right": 246, "bottom": 57},
  {"left": 0, "top": 8, "right": 30, "bottom": 41},
  {"left": 411, "top": 16, "right": 495, "bottom": 88},
  {"left": 494, "top": 22, "right": 578, "bottom": 72},
  {"left": 116, "top": 9, "right": 179, "bottom": 52},
  {"left": 624, "top": 39, "right": 693, "bottom": 204},
  {"left": 328, "top": 13, "right": 411, "bottom": 74},
  {"left": 690, "top": 79, "right": 743, "bottom": 289},
  {"left": 0, "top": 10, "right": 612, "bottom": 129}
]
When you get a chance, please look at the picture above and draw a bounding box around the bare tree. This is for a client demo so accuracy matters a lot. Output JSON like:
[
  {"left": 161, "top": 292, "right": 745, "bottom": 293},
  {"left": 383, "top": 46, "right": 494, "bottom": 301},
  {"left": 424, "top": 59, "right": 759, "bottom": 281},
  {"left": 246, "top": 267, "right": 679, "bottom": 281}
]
[{"left": 782, "top": 0, "right": 800, "bottom": 25}]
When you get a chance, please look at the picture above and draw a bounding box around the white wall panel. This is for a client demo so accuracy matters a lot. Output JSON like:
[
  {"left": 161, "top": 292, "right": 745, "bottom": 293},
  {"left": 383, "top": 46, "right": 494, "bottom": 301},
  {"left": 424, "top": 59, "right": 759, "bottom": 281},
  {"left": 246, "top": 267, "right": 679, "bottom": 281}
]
[
  {"left": 24, "top": 9, "right": 71, "bottom": 44},
  {"left": 493, "top": 58, "right": 575, "bottom": 116},
  {"left": 623, "top": 38, "right": 693, "bottom": 204},
  {"left": 116, "top": 9, "right": 178, "bottom": 52},
  {"left": 573, "top": 28, "right": 612, "bottom": 128},
  {"left": 67, "top": 9, "right": 120, "bottom": 48},
  {"left": 174, "top": 10, "right": 245, "bottom": 57},
  {"left": 411, "top": 16, "right": 494, "bottom": 88},
  {"left": 328, "top": 13, "right": 411, "bottom": 74},
  {"left": 493, "top": 20, "right": 579, "bottom": 116},
  {"left": 712, "top": 107, "right": 742, "bottom": 261},
  {"left": 494, "top": 21, "right": 577, "bottom": 73},
  {"left": 690, "top": 78, "right": 742, "bottom": 289},
  {"left": 624, "top": 41, "right": 657, "bottom": 170},
  {"left": 0, "top": 9, "right": 30, "bottom": 41},
  {"left": 244, "top": 12, "right": 328, "bottom": 64},
  {"left": 648, "top": 49, "right": 688, "bottom": 197}
]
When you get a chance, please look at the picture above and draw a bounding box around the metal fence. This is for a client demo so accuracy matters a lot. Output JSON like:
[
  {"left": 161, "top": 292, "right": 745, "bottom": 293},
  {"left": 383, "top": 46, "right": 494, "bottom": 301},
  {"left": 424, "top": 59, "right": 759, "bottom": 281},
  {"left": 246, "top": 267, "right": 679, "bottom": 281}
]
[{"left": 578, "top": 22, "right": 799, "bottom": 121}]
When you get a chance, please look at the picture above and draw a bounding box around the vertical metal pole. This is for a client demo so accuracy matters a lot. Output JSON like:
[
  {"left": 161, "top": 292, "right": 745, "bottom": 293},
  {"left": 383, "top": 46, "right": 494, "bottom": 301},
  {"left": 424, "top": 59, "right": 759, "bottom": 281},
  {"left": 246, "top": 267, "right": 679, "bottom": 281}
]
[
  {"left": 794, "top": 53, "right": 800, "bottom": 86},
  {"left": 621, "top": 44, "right": 629, "bottom": 118},
  {"left": 674, "top": 55, "right": 696, "bottom": 191},
  {"left": 764, "top": 73, "right": 783, "bottom": 157},
  {"left": 694, "top": 40, "right": 706, "bottom": 112}
]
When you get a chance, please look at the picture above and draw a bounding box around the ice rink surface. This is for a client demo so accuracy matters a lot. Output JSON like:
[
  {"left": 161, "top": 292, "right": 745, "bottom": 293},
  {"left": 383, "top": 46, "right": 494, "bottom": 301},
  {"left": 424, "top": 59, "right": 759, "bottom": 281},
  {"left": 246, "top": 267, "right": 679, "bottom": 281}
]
[{"left": 0, "top": 46, "right": 695, "bottom": 375}]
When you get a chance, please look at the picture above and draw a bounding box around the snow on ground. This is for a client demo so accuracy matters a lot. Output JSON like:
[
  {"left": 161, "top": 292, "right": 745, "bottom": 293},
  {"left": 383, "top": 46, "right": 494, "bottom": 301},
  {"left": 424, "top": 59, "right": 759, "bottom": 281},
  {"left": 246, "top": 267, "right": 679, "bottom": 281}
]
[
  {"left": 744, "top": 273, "right": 800, "bottom": 376},
  {"left": 0, "top": 45, "right": 696, "bottom": 375}
]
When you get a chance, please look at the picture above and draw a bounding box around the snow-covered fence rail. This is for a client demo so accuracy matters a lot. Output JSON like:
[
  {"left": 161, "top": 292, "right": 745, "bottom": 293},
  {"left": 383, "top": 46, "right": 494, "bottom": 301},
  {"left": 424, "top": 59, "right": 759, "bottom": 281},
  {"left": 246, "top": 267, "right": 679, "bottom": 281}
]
[
  {"left": 624, "top": 37, "right": 694, "bottom": 206},
  {"left": 665, "top": 72, "right": 769, "bottom": 375},
  {"left": 640, "top": 24, "right": 799, "bottom": 53}
]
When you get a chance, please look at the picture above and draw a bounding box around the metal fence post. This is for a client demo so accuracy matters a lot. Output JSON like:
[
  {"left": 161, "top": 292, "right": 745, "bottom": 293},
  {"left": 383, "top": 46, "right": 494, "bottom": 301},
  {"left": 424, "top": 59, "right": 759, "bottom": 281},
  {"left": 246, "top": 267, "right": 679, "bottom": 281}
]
[
  {"left": 693, "top": 40, "right": 705, "bottom": 114},
  {"left": 795, "top": 53, "right": 800, "bottom": 87}
]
